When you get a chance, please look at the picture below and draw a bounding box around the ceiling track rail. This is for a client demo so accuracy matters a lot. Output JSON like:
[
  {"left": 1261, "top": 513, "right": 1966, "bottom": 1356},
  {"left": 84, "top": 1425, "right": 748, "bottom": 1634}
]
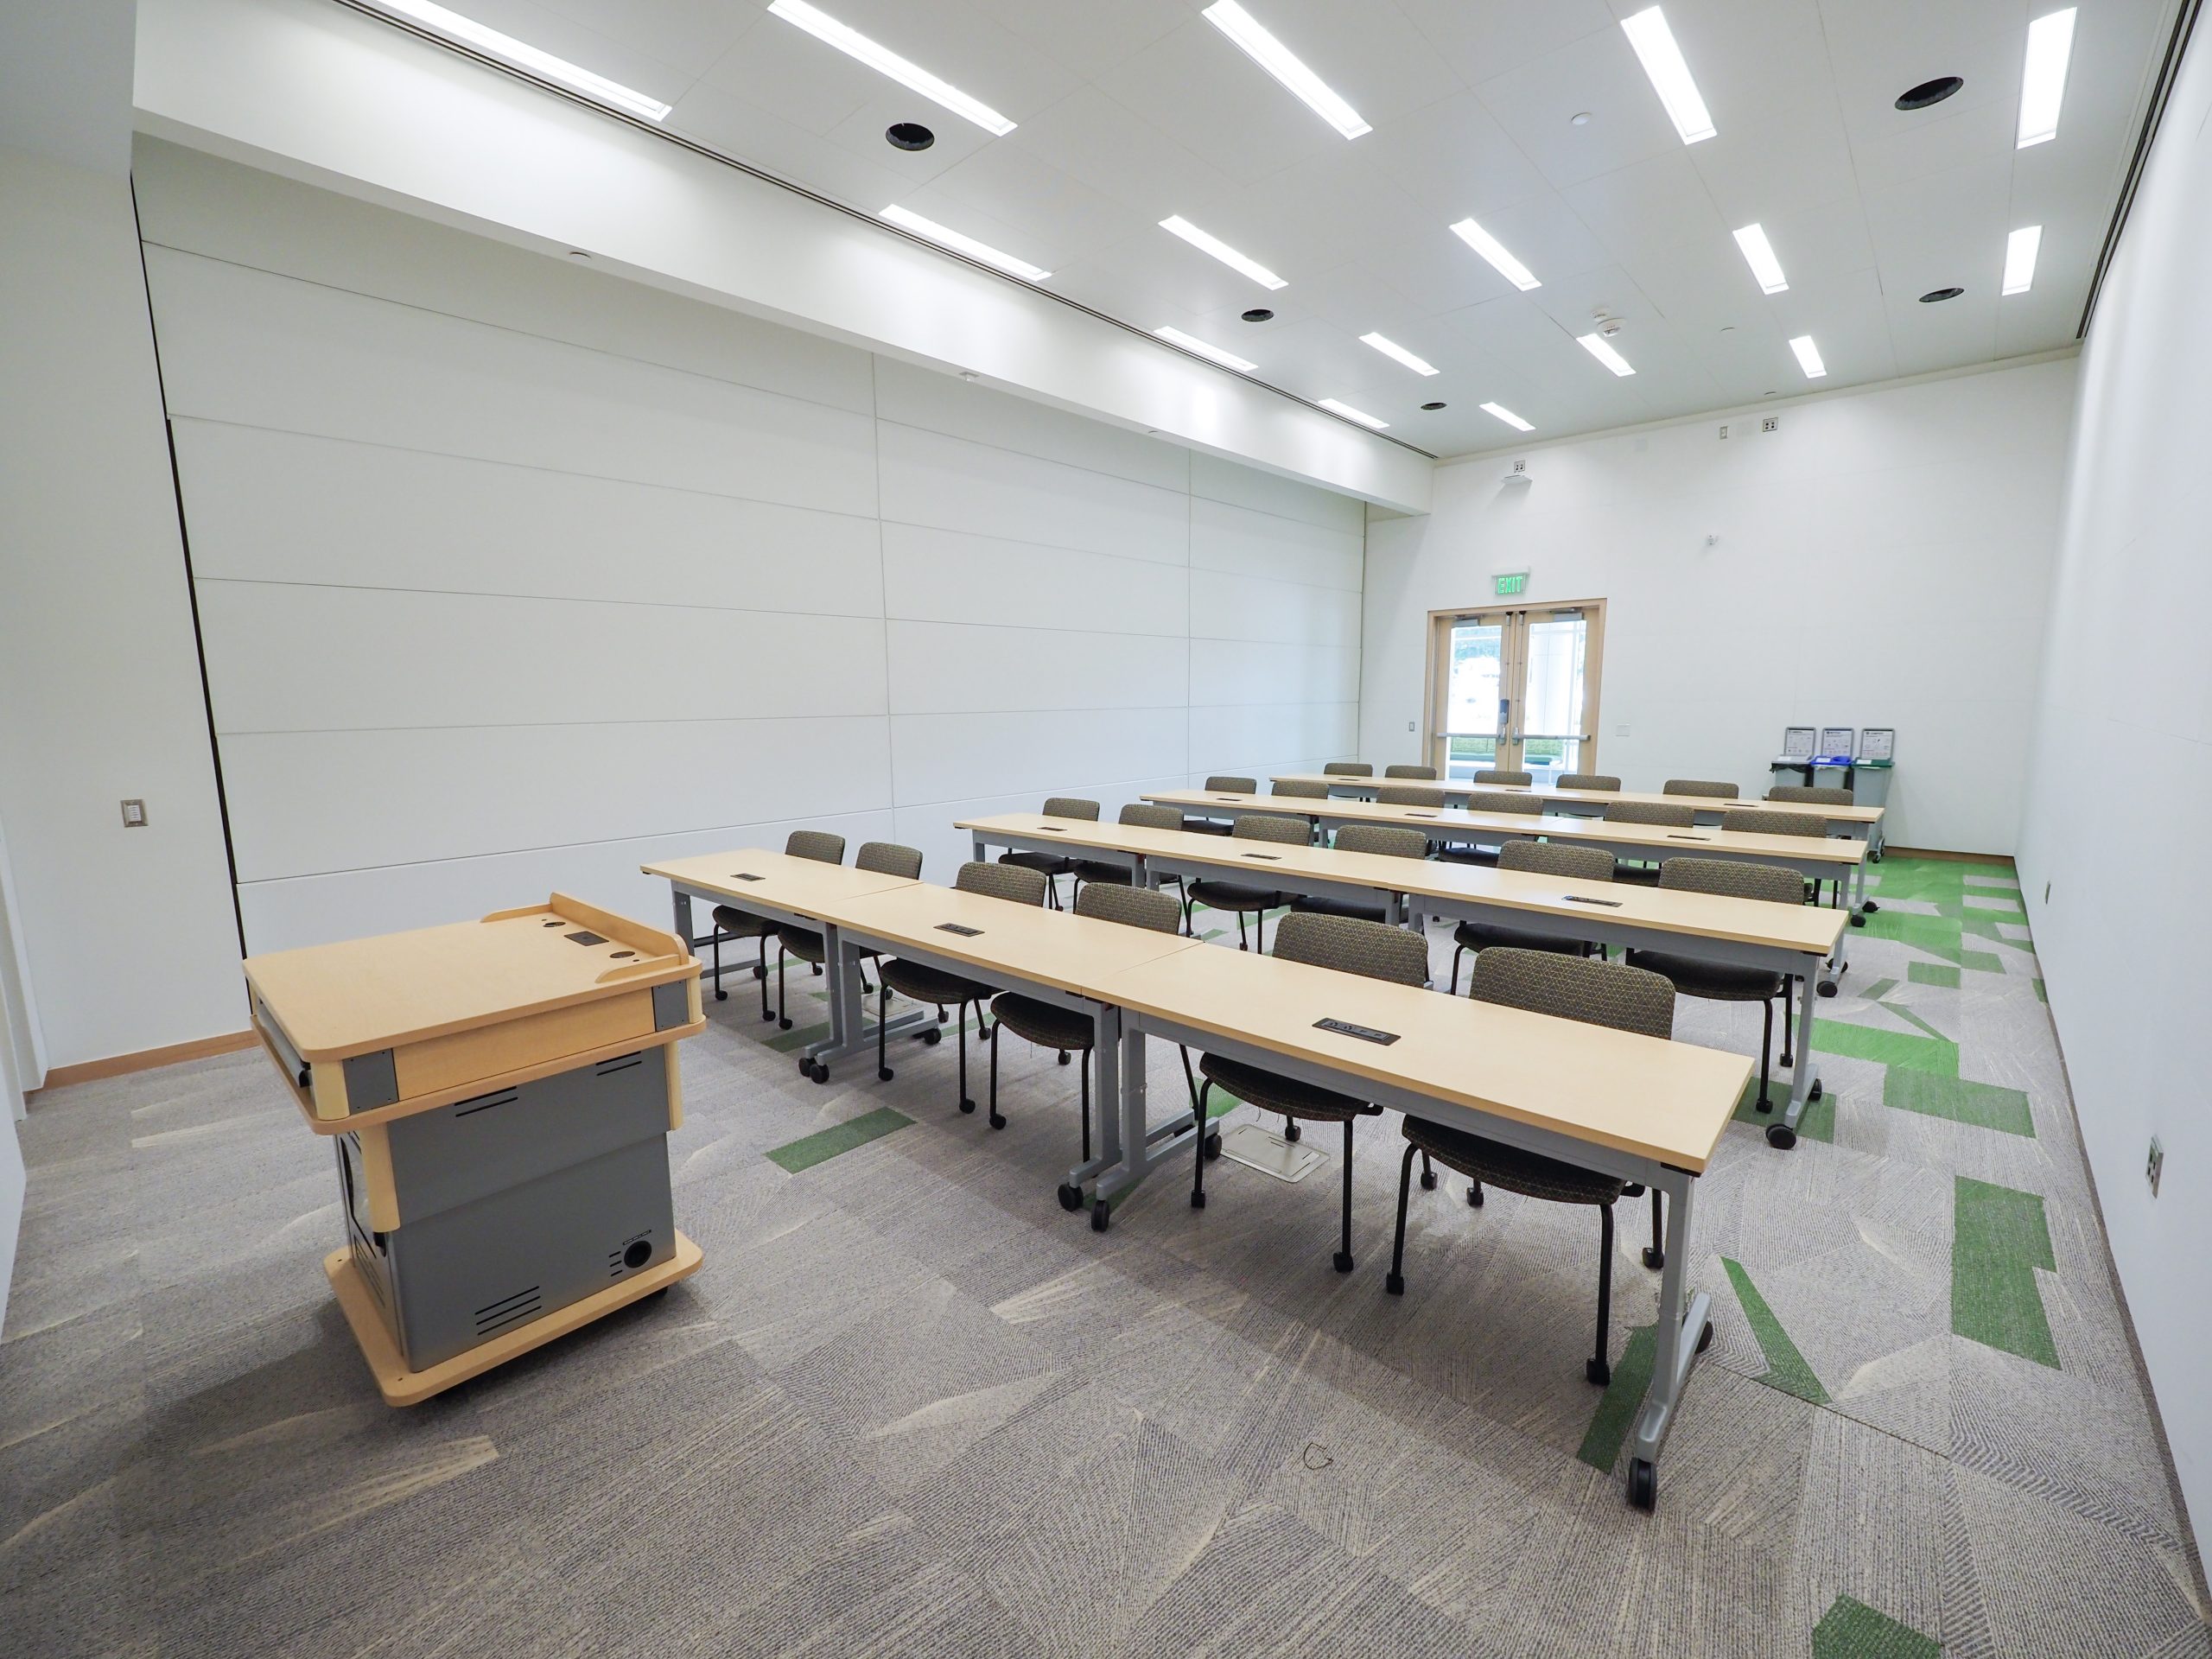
[
  {"left": 321, "top": 0, "right": 1438, "bottom": 460},
  {"left": 2079, "top": 0, "right": 2205, "bottom": 338}
]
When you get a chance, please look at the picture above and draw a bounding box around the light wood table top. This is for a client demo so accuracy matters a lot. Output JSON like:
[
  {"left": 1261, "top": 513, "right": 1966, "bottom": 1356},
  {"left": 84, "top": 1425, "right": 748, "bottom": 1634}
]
[
  {"left": 642, "top": 848, "right": 920, "bottom": 913},
  {"left": 960, "top": 814, "right": 1844, "bottom": 958},
  {"left": 821, "top": 880, "right": 1202, "bottom": 1001},
  {"left": 1095, "top": 946, "right": 1750, "bottom": 1173},
  {"left": 244, "top": 893, "right": 693, "bottom": 1062},
  {"left": 1140, "top": 790, "right": 1868, "bottom": 869},
  {"left": 1269, "top": 773, "right": 1883, "bottom": 824}
]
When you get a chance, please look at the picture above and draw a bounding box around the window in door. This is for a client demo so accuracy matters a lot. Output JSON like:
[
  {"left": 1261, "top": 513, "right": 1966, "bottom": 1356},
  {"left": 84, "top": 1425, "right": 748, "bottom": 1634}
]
[{"left": 1427, "top": 601, "right": 1605, "bottom": 784}]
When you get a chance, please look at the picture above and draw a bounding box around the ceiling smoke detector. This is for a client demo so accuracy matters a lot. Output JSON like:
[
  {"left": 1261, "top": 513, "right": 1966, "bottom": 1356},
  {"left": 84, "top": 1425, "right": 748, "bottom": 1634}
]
[{"left": 1592, "top": 311, "right": 1626, "bottom": 338}]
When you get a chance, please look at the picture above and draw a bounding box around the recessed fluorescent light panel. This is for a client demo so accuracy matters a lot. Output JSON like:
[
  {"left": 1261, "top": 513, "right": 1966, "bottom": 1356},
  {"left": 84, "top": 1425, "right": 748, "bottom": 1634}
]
[
  {"left": 768, "top": 0, "right": 1015, "bottom": 135},
  {"left": 372, "top": 0, "right": 671, "bottom": 119},
  {"left": 1576, "top": 334, "right": 1636, "bottom": 376},
  {"left": 1732, "top": 224, "right": 1789, "bottom": 295},
  {"left": 880, "top": 206, "right": 1050, "bottom": 282},
  {"left": 1620, "top": 7, "right": 1716, "bottom": 144},
  {"left": 2002, "top": 225, "right": 2043, "bottom": 295},
  {"left": 1154, "top": 327, "right": 1258, "bottom": 373},
  {"left": 1318, "top": 397, "right": 1389, "bottom": 429},
  {"left": 2017, "top": 8, "right": 2076, "bottom": 148},
  {"left": 1202, "top": 0, "right": 1370, "bottom": 139},
  {"left": 1480, "top": 402, "right": 1534, "bottom": 432},
  {"left": 1789, "top": 335, "right": 1827, "bottom": 379},
  {"left": 1448, "top": 219, "right": 1541, "bottom": 290},
  {"left": 1159, "top": 215, "right": 1287, "bottom": 289},
  {"left": 1359, "top": 333, "right": 1440, "bottom": 376}
]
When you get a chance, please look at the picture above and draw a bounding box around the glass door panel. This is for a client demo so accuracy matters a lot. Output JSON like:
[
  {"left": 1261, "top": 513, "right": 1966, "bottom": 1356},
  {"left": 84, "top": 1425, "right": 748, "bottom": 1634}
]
[
  {"left": 1438, "top": 614, "right": 1506, "bottom": 781},
  {"left": 1517, "top": 611, "right": 1589, "bottom": 783},
  {"left": 1427, "top": 601, "right": 1604, "bottom": 782}
]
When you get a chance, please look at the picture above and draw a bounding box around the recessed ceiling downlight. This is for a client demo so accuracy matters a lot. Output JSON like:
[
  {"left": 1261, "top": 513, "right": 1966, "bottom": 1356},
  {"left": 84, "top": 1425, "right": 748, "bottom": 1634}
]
[
  {"left": 1895, "top": 75, "right": 1964, "bottom": 111},
  {"left": 1242, "top": 308, "right": 1274, "bottom": 322},
  {"left": 886, "top": 122, "right": 935, "bottom": 150},
  {"left": 1421, "top": 401, "right": 1446, "bottom": 410},
  {"left": 1920, "top": 286, "right": 1965, "bottom": 302}
]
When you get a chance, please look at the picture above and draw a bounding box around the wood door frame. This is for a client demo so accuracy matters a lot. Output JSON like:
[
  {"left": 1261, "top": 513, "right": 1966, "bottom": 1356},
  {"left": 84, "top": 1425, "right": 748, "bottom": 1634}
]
[{"left": 1422, "top": 598, "right": 1608, "bottom": 777}]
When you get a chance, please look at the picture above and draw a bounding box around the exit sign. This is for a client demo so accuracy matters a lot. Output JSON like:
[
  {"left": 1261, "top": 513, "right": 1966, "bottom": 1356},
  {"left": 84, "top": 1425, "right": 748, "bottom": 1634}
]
[{"left": 1494, "top": 571, "right": 1529, "bottom": 596}]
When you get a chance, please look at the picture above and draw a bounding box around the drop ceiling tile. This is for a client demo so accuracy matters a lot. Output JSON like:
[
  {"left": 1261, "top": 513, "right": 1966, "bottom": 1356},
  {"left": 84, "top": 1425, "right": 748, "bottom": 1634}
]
[
  {"left": 684, "top": 13, "right": 888, "bottom": 138},
  {"left": 1350, "top": 92, "right": 1553, "bottom": 220},
  {"left": 1392, "top": 0, "right": 1618, "bottom": 88},
  {"left": 918, "top": 143, "right": 1154, "bottom": 264},
  {"left": 1010, "top": 86, "right": 1242, "bottom": 218},
  {"left": 669, "top": 76, "right": 916, "bottom": 212},
  {"left": 1178, "top": 151, "right": 1433, "bottom": 282},
  {"left": 1189, "top": 0, "right": 1471, "bottom": 130},
  {"left": 1885, "top": 281, "right": 2001, "bottom": 378},
  {"left": 820, "top": 88, "right": 1004, "bottom": 186},
  {"left": 1474, "top": 25, "right": 1684, "bottom": 189},
  {"left": 1562, "top": 149, "right": 1729, "bottom": 267},
  {"left": 1845, "top": 95, "right": 2017, "bottom": 195},
  {"left": 963, "top": 0, "right": 1192, "bottom": 79},
  {"left": 889, "top": 179, "right": 1088, "bottom": 274},
  {"left": 1821, "top": 0, "right": 2025, "bottom": 143},
  {"left": 406, "top": 0, "right": 696, "bottom": 106},
  {"left": 1462, "top": 189, "right": 1619, "bottom": 286},
  {"left": 764, "top": 0, "right": 1086, "bottom": 124},
  {"left": 531, "top": 0, "right": 758, "bottom": 79}
]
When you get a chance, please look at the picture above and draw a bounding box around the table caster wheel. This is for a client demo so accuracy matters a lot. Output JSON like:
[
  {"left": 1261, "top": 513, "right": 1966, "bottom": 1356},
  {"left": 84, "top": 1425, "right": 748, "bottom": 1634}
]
[
  {"left": 1385, "top": 1271, "right": 1405, "bottom": 1296},
  {"left": 877, "top": 1065, "right": 894, "bottom": 1082},
  {"left": 1850, "top": 912, "right": 1866, "bottom": 927},
  {"left": 1627, "top": 1459, "right": 1656, "bottom": 1512},
  {"left": 921, "top": 1027, "right": 942, "bottom": 1046},
  {"left": 812, "top": 1061, "right": 831, "bottom": 1084},
  {"left": 1766, "top": 1122, "right": 1797, "bottom": 1150},
  {"left": 1204, "top": 1131, "right": 1223, "bottom": 1160},
  {"left": 1058, "top": 1183, "right": 1083, "bottom": 1212},
  {"left": 1090, "top": 1201, "right": 1109, "bottom": 1232},
  {"left": 1817, "top": 980, "right": 1838, "bottom": 998},
  {"left": 1864, "top": 899, "right": 1881, "bottom": 912},
  {"left": 1698, "top": 1319, "right": 1715, "bottom": 1353},
  {"left": 797, "top": 1054, "right": 814, "bottom": 1077},
  {"left": 1642, "top": 1246, "right": 1664, "bottom": 1270},
  {"left": 1420, "top": 1167, "right": 1438, "bottom": 1191},
  {"left": 1871, "top": 849, "right": 1884, "bottom": 863},
  {"left": 1332, "top": 1250, "right": 1354, "bottom": 1274},
  {"left": 958, "top": 1097, "right": 976, "bottom": 1115}
]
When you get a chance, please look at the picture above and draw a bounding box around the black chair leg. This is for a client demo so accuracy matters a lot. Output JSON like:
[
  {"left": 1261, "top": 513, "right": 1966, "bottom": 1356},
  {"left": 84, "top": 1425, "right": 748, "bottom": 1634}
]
[
  {"left": 1780, "top": 978, "right": 1795, "bottom": 1068},
  {"left": 757, "top": 937, "right": 772, "bottom": 1022},
  {"left": 1332, "top": 1119, "right": 1355, "bottom": 1273},
  {"left": 1419, "top": 1151, "right": 1437, "bottom": 1191},
  {"left": 712, "top": 932, "right": 725, "bottom": 1001},
  {"left": 1467, "top": 1178, "right": 1484, "bottom": 1207},
  {"left": 1643, "top": 1188, "right": 1664, "bottom": 1269},
  {"left": 1387, "top": 1141, "right": 1416, "bottom": 1294},
  {"left": 1192, "top": 1080, "right": 1212, "bottom": 1207},
  {"left": 777, "top": 949, "right": 791, "bottom": 1030},
  {"left": 1755, "top": 996, "right": 1775, "bottom": 1113},
  {"left": 958, "top": 1007, "right": 976, "bottom": 1114},
  {"left": 1179, "top": 1045, "right": 1201, "bottom": 1114},
  {"left": 1448, "top": 943, "right": 1465, "bottom": 996},
  {"left": 877, "top": 982, "right": 893, "bottom": 1082},
  {"left": 1079, "top": 1050, "right": 1090, "bottom": 1160},
  {"left": 1587, "top": 1202, "right": 1615, "bottom": 1385},
  {"left": 987, "top": 1015, "right": 1003, "bottom": 1128},
  {"left": 1236, "top": 911, "right": 1249, "bottom": 950}
]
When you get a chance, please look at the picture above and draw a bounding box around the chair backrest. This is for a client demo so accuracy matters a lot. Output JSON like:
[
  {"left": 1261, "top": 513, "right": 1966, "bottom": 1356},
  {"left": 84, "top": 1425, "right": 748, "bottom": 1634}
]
[
  {"left": 1498, "top": 839, "right": 1614, "bottom": 882},
  {"left": 1073, "top": 882, "right": 1181, "bottom": 934},
  {"left": 1473, "top": 768, "right": 1532, "bottom": 786},
  {"left": 954, "top": 860, "right": 1048, "bottom": 905},
  {"left": 855, "top": 841, "right": 922, "bottom": 879},
  {"left": 1332, "top": 823, "right": 1429, "bottom": 861},
  {"left": 1720, "top": 808, "right": 1829, "bottom": 840},
  {"left": 1118, "top": 803, "right": 1182, "bottom": 832},
  {"left": 1204, "top": 775, "right": 1257, "bottom": 792},
  {"left": 785, "top": 830, "right": 847, "bottom": 864},
  {"left": 1663, "top": 778, "right": 1739, "bottom": 799},
  {"left": 1042, "top": 797, "right": 1101, "bottom": 821},
  {"left": 1559, "top": 772, "right": 1620, "bottom": 791},
  {"left": 1767, "top": 785, "right": 1854, "bottom": 805},
  {"left": 1322, "top": 761, "right": 1373, "bottom": 777},
  {"left": 1272, "top": 779, "right": 1330, "bottom": 798},
  {"left": 1465, "top": 791, "right": 1541, "bottom": 815},
  {"left": 1383, "top": 764, "right": 1438, "bottom": 779},
  {"left": 1376, "top": 784, "right": 1447, "bottom": 807},
  {"left": 1230, "top": 812, "right": 1313, "bottom": 846},
  {"left": 1271, "top": 912, "right": 1429, "bottom": 987},
  {"left": 1605, "top": 799, "right": 1695, "bottom": 828},
  {"left": 1466, "top": 948, "right": 1673, "bottom": 1039},
  {"left": 1659, "top": 856, "right": 1804, "bottom": 906}
]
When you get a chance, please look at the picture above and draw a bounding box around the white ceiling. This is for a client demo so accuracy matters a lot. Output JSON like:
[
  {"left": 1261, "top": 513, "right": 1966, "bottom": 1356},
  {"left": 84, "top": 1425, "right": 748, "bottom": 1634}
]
[{"left": 355, "top": 0, "right": 2177, "bottom": 458}]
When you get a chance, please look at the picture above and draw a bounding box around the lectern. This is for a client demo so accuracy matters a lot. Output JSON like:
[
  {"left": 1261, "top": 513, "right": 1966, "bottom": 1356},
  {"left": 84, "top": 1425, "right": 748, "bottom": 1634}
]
[{"left": 244, "top": 894, "right": 705, "bottom": 1404}]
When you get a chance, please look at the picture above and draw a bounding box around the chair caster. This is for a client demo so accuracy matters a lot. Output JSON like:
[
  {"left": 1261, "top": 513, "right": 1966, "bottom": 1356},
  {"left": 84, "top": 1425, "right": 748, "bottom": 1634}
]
[
  {"left": 796, "top": 1054, "right": 814, "bottom": 1077},
  {"left": 1766, "top": 1122, "right": 1797, "bottom": 1150},
  {"left": 920, "top": 1027, "right": 942, "bottom": 1046},
  {"left": 1698, "top": 1320, "right": 1715, "bottom": 1353},
  {"left": 809, "top": 1061, "right": 830, "bottom": 1084},
  {"left": 1191, "top": 1189, "right": 1206, "bottom": 1210},
  {"left": 1586, "top": 1357, "right": 1611, "bottom": 1387},
  {"left": 877, "top": 1065, "right": 894, "bottom": 1083},
  {"left": 1816, "top": 980, "right": 1838, "bottom": 998},
  {"left": 1642, "top": 1246, "right": 1664, "bottom": 1270},
  {"left": 761, "top": 1009, "right": 776, "bottom": 1024},
  {"left": 779, "top": 1016, "right": 795, "bottom": 1030},
  {"left": 1090, "top": 1202, "right": 1109, "bottom": 1232},
  {"left": 1332, "top": 1250, "right": 1354, "bottom": 1274},
  {"left": 1850, "top": 912, "right": 1866, "bottom": 927},
  {"left": 1204, "top": 1131, "right": 1223, "bottom": 1160},
  {"left": 1385, "top": 1271, "right": 1405, "bottom": 1296},
  {"left": 1058, "top": 1051, "right": 1071, "bottom": 1066},
  {"left": 959, "top": 1097, "right": 976, "bottom": 1115},
  {"left": 1627, "top": 1458, "right": 1656, "bottom": 1512},
  {"left": 988, "top": 1110, "right": 1007, "bottom": 1130},
  {"left": 1754, "top": 1095, "right": 1773, "bottom": 1115},
  {"left": 715, "top": 988, "right": 728, "bottom": 1002},
  {"left": 1284, "top": 1122, "right": 1301, "bottom": 1142},
  {"left": 1058, "top": 1183, "right": 1083, "bottom": 1212},
  {"left": 1419, "top": 1168, "right": 1438, "bottom": 1191},
  {"left": 1864, "top": 899, "right": 1881, "bottom": 912},
  {"left": 1466, "top": 1184, "right": 1484, "bottom": 1207}
]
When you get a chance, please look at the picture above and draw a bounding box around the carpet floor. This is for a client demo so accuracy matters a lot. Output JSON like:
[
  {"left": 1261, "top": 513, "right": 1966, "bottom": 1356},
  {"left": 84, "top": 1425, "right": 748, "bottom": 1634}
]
[{"left": 2, "top": 855, "right": 2206, "bottom": 1657}]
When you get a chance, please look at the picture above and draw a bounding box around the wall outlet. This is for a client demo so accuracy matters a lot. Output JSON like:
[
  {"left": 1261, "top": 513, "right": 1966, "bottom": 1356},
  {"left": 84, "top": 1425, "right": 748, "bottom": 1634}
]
[
  {"left": 1718, "top": 423, "right": 1728, "bottom": 439},
  {"left": 120, "top": 798, "right": 148, "bottom": 829},
  {"left": 1407, "top": 720, "right": 1415, "bottom": 733},
  {"left": 1760, "top": 416, "right": 1779, "bottom": 434},
  {"left": 2147, "top": 1137, "right": 2164, "bottom": 1197}
]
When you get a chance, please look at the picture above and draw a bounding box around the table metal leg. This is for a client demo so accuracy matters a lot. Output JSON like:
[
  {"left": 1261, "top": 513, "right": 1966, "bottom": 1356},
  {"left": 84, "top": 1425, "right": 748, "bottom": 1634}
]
[
  {"left": 971, "top": 832, "right": 987, "bottom": 862},
  {"left": 671, "top": 889, "right": 695, "bottom": 946},
  {"left": 805, "top": 925, "right": 929, "bottom": 1073},
  {"left": 1628, "top": 1171, "right": 1711, "bottom": 1510},
  {"left": 1773, "top": 969, "right": 1824, "bottom": 1149},
  {"left": 1092, "top": 1026, "right": 1198, "bottom": 1219},
  {"left": 1851, "top": 852, "right": 1874, "bottom": 920}
]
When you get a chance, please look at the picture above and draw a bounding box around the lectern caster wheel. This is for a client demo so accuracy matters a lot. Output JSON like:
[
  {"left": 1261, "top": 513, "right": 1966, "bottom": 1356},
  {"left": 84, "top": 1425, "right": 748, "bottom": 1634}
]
[
  {"left": 1058, "top": 1183, "right": 1083, "bottom": 1212},
  {"left": 920, "top": 1027, "right": 942, "bottom": 1046},
  {"left": 1090, "top": 1201, "right": 1110, "bottom": 1232},
  {"left": 1627, "top": 1459, "right": 1656, "bottom": 1512},
  {"left": 1766, "top": 1122, "right": 1797, "bottom": 1150}
]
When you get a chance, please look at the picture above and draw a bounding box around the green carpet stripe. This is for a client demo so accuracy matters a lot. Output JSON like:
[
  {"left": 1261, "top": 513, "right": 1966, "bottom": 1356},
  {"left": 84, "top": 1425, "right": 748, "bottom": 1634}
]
[
  {"left": 1812, "top": 1019, "right": 1957, "bottom": 1076},
  {"left": 1885, "top": 1002, "right": 1953, "bottom": 1044},
  {"left": 2032, "top": 979, "right": 2048, "bottom": 1003},
  {"left": 1885, "top": 1070, "right": 2033, "bottom": 1136},
  {"left": 1859, "top": 976, "right": 1901, "bottom": 1001},
  {"left": 1722, "top": 1258, "right": 1829, "bottom": 1404},
  {"left": 765, "top": 1020, "right": 832, "bottom": 1054},
  {"left": 1907, "top": 962, "right": 1960, "bottom": 988},
  {"left": 1811, "top": 1595, "right": 1942, "bottom": 1658},
  {"left": 768, "top": 1106, "right": 913, "bottom": 1173},
  {"left": 1958, "top": 945, "right": 2005, "bottom": 971},
  {"left": 1732, "top": 1074, "right": 1834, "bottom": 1141},
  {"left": 1952, "top": 1175, "right": 2059, "bottom": 1368},
  {"left": 1576, "top": 1323, "right": 1656, "bottom": 1471}
]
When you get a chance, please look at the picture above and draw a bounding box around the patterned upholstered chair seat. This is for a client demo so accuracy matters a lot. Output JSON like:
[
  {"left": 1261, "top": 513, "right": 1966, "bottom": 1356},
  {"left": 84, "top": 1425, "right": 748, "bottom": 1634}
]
[
  {"left": 712, "top": 904, "right": 772, "bottom": 940},
  {"left": 876, "top": 956, "right": 994, "bottom": 1009},
  {"left": 1195, "top": 1052, "right": 1372, "bottom": 1122},
  {"left": 988, "top": 993, "right": 1091, "bottom": 1052},
  {"left": 1452, "top": 918, "right": 1588, "bottom": 957},
  {"left": 1402, "top": 1116, "right": 1625, "bottom": 1207},
  {"left": 1622, "top": 949, "right": 1782, "bottom": 1001}
]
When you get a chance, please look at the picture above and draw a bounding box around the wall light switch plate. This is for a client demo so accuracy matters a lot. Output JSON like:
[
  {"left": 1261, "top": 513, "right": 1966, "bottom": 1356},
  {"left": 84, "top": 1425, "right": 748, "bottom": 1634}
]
[
  {"left": 1616, "top": 723, "right": 1630, "bottom": 737},
  {"left": 120, "top": 798, "right": 148, "bottom": 828},
  {"left": 1407, "top": 721, "right": 1415, "bottom": 733},
  {"left": 2147, "top": 1136, "right": 2163, "bottom": 1197},
  {"left": 1718, "top": 423, "right": 1728, "bottom": 439}
]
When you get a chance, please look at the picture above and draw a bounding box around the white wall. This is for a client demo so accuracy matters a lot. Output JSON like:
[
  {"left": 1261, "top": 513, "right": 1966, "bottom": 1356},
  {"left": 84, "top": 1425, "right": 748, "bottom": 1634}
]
[
  {"left": 131, "top": 141, "right": 1363, "bottom": 952},
  {"left": 2015, "top": 20, "right": 2212, "bottom": 1547},
  {"left": 1360, "top": 359, "right": 2077, "bottom": 852}
]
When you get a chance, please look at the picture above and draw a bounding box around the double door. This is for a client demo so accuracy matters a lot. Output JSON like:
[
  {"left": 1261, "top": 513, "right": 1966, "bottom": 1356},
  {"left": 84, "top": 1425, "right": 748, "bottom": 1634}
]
[{"left": 1427, "top": 602, "right": 1604, "bottom": 784}]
